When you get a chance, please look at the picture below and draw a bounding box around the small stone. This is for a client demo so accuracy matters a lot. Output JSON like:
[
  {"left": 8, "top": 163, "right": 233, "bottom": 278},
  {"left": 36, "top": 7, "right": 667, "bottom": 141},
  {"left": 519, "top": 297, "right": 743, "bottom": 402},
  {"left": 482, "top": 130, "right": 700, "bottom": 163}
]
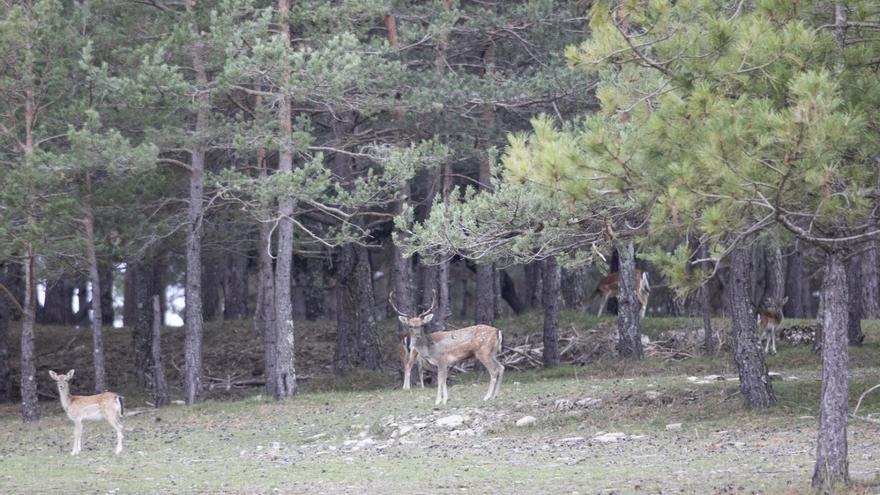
[
  {"left": 449, "top": 428, "right": 476, "bottom": 438},
  {"left": 397, "top": 425, "right": 414, "bottom": 436},
  {"left": 593, "top": 432, "right": 626, "bottom": 443},
  {"left": 665, "top": 423, "right": 682, "bottom": 430},
  {"left": 436, "top": 415, "right": 466, "bottom": 429},
  {"left": 645, "top": 391, "right": 661, "bottom": 400},
  {"left": 558, "top": 436, "right": 585, "bottom": 444},
  {"left": 516, "top": 416, "right": 537, "bottom": 427}
]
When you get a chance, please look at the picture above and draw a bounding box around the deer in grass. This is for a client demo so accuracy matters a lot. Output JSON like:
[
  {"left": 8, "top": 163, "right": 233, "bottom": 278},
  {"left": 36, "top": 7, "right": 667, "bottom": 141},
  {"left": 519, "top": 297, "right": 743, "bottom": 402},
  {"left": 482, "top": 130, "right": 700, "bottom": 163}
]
[
  {"left": 593, "top": 269, "right": 651, "bottom": 319},
  {"left": 48, "top": 370, "right": 124, "bottom": 455},
  {"left": 390, "top": 291, "right": 504, "bottom": 405},
  {"left": 757, "top": 297, "right": 787, "bottom": 355}
]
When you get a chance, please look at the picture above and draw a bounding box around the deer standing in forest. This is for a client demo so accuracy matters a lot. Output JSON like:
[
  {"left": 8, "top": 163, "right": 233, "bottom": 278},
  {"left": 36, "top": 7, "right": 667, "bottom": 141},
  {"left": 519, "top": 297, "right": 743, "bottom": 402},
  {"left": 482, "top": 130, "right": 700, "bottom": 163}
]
[
  {"left": 48, "top": 369, "right": 125, "bottom": 455},
  {"left": 398, "top": 328, "right": 426, "bottom": 389},
  {"left": 390, "top": 292, "right": 504, "bottom": 405},
  {"left": 757, "top": 297, "right": 787, "bottom": 355},
  {"left": 593, "top": 269, "right": 651, "bottom": 319}
]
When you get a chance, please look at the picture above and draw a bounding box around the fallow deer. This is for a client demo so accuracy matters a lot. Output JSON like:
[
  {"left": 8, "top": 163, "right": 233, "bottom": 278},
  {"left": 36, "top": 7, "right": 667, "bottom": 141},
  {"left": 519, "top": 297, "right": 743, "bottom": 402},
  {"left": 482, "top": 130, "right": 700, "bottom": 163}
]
[
  {"left": 398, "top": 330, "right": 425, "bottom": 390},
  {"left": 593, "top": 269, "right": 651, "bottom": 319},
  {"left": 757, "top": 297, "right": 787, "bottom": 355},
  {"left": 390, "top": 292, "right": 504, "bottom": 405},
  {"left": 48, "top": 369, "right": 125, "bottom": 455}
]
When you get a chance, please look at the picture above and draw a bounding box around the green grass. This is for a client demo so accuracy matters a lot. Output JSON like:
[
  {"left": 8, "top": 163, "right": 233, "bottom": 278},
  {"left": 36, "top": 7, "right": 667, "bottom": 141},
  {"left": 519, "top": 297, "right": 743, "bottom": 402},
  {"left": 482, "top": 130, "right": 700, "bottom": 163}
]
[{"left": 1, "top": 316, "right": 880, "bottom": 494}]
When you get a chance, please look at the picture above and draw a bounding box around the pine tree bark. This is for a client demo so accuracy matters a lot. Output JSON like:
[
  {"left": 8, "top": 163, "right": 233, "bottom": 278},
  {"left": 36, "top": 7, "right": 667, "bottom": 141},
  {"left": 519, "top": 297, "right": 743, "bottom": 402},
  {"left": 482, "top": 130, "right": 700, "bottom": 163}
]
[
  {"left": 728, "top": 246, "right": 776, "bottom": 409},
  {"left": 700, "top": 243, "right": 715, "bottom": 354},
  {"left": 541, "top": 256, "right": 560, "bottom": 367},
  {"left": 20, "top": 250, "right": 39, "bottom": 422},
  {"left": 150, "top": 295, "right": 169, "bottom": 407},
  {"left": 845, "top": 254, "right": 864, "bottom": 345},
  {"left": 499, "top": 270, "right": 525, "bottom": 315},
  {"left": 784, "top": 242, "right": 808, "bottom": 318},
  {"left": 269, "top": 0, "right": 298, "bottom": 399},
  {"left": 255, "top": 145, "right": 278, "bottom": 398},
  {"left": 201, "top": 254, "right": 221, "bottom": 321},
  {"left": 83, "top": 199, "right": 107, "bottom": 392},
  {"left": 184, "top": 0, "right": 208, "bottom": 404},
  {"left": 223, "top": 250, "right": 249, "bottom": 319},
  {"left": 38, "top": 279, "right": 71, "bottom": 325},
  {"left": 812, "top": 250, "right": 850, "bottom": 489},
  {"left": 391, "top": 182, "right": 415, "bottom": 335},
  {"left": 561, "top": 266, "right": 589, "bottom": 311},
  {"left": 0, "top": 263, "right": 13, "bottom": 403},
  {"left": 524, "top": 261, "right": 543, "bottom": 309},
  {"left": 765, "top": 242, "right": 786, "bottom": 302},
  {"left": 857, "top": 242, "right": 879, "bottom": 319},
  {"left": 334, "top": 245, "right": 382, "bottom": 371},
  {"left": 616, "top": 240, "right": 643, "bottom": 359},
  {"left": 99, "top": 265, "right": 115, "bottom": 324},
  {"left": 130, "top": 261, "right": 154, "bottom": 388}
]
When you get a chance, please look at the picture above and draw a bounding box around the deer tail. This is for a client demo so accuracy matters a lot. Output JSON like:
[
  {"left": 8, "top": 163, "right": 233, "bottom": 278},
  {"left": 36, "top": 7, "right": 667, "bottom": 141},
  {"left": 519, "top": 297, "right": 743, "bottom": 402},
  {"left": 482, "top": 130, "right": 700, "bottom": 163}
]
[
  {"left": 495, "top": 329, "right": 503, "bottom": 354},
  {"left": 117, "top": 395, "right": 125, "bottom": 417},
  {"left": 641, "top": 271, "right": 650, "bottom": 292}
]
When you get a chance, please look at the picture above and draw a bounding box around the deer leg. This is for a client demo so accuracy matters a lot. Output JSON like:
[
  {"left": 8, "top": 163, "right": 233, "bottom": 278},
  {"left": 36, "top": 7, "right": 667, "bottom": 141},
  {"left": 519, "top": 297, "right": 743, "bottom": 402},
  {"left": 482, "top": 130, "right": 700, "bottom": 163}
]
[
  {"left": 639, "top": 291, "right": 648, "bottom": 319},
  {"left": 435, "top": 365, "right": 447, "bottom": 406},
  {"left": 72, "top": 420, "right": 83, "bottom": 455},
  {"left": 107, "top": 415, "right": 124, "bottom": 455},
  {"left": 770, "top": 325, "right": 777, "bottom": 355},
  {"left": 402, "top": 350, "right": 413, "bottom": 390},
  {"left": 597, "top": 293, "right": 610, "bottom": 317},
  {"left": 763, "top": 328, "right": 771, "bottom": 354},
  {"left": 417, "top": 358, "right": 425, "bottom": 389}
]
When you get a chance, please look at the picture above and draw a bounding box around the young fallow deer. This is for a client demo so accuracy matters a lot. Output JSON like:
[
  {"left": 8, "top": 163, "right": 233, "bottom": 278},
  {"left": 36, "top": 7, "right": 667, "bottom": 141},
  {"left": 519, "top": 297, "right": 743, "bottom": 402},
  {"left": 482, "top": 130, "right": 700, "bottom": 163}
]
[
  {"left": 390, "top": 292, "right": 504, "bottom": 405},
  {"left": 757, "top": 297, "right": 787, "bottom": 355},
  {"left": 48, "top": 370, "right": 125, "bottom": 455},
  {"left": 593, "top": 269, "right": 651, "bottom": 319},
  {"left": 398, "top": 327, "right": 426, "bottom": 390}
]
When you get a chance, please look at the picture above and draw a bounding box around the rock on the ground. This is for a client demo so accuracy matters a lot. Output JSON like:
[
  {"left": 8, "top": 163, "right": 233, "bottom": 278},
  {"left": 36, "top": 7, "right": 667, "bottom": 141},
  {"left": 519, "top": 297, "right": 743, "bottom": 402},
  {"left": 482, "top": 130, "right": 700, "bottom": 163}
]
[
  {"left": 645, "top": 391, "right": 662, "bottom": 400},
  {"left": 666, "top": 423, "right": 683, "bottom": 430},
  {"left": 435, "top": 414, "right": 466, "bottom": 429},
  {"left": 593, "top": 432, "right": 627, "bottom": 443},
  {"left": 516, "top": 416, "right": 537, "bottom": 427}
]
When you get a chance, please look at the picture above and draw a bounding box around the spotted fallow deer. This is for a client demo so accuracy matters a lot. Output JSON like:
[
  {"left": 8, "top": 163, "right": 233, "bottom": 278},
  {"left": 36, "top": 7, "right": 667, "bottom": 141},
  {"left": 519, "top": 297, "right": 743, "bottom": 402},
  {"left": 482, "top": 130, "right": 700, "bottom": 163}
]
[
  {"left": 757, "top": 297, "right": 787, "bottom": 355},
  {"left": 390, "top": 292, "right": 504, "bottom": 405},
  {"left": 593, "top": 269, "right": 651, "bottom": 319},
  {"left": 48, "top": 369, "right": 124, "bottom": 455}
]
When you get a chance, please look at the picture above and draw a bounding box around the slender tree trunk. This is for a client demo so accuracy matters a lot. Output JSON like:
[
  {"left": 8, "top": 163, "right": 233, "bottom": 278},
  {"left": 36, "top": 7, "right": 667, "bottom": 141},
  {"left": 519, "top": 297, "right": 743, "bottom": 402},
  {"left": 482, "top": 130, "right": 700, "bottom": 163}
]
[
  {"left": 561, "top": 266, "right": 589, "bottom": 311},
  {"left": 20, "top": 249, "right": 39, "bottom": 422},
  {"left": 845, "top": 254, "right": 864, "bottom": 345},
  {"left": 100, "top": 265, "right": 115, "bottom": 324},
  {"left": 130, "top": 261, "right": 154, "bottom": 388},
  {"left": 524, "top": 262, "right": 543, "bottom": 309},
  {"left": 255, "top": 146, "right": 278, "bottom": 398},
  {"left": 616, "top": 240, "right": 643, "bottom": 359},
  {"left": 270, "top": 0, "right": 297, "bottom": 399},
  {"left": 541, "top": 256, "right": 560, "bottom": 367},
  {"left": 700, "top": 243, "right": 715, "bottom": 354},
  {"left": 812, "top": 249, "right": 850, "bottom": 489},
  {"left": 223, "top": 250, "right": 249, "bottom": 319},
  {"left": 353, "top": 246, "right": 381, "bottom": 369},
  {"left": 151, "top": 295, "right": 169, "bottom": 407},
  {"left": 475, "top": 31, "right": 497, "bottom": 326},
  {"left": 83, "top": 198, "right": 107, "bottom": 392},
  {"left": 459, "top": 273, "right": 470, "bottom": 320},
  {"left": 784, "top": 242, "right": 808, "bottom": 318},
  {"left": 184, "top": 0, "right": 208, "bottom": 404},
  {"left": 728, "top": 246, "right": 776, "bottom": 409},
  {"left": 123, "top": 267, "right": 135, "bottom": 326},
  {"left": 334, "top": 246, "right": 357, "bottom": 372},
  {"left": 765, "top": 242, "right": 786, "bottom": 302},
  {"left": 499, "top": 270, "right": 525, "bottom": 315},
  {"left": 334, "top": 245, "right": 382, "bottom": 371},
  {"left": 859, "top": 242, "right": 880, "bottom": 319},
  {"left": 38, "top": 279, "right": 70, "bottom": 325},
  {"left": 201, "top": 254, "right": 221, "bottom": 321},
  {"left": 0, "top": 264, "right": 10, "bottom": 403},
  {"left": 391, "top": 182, "right": 415, "bottom": 335}
]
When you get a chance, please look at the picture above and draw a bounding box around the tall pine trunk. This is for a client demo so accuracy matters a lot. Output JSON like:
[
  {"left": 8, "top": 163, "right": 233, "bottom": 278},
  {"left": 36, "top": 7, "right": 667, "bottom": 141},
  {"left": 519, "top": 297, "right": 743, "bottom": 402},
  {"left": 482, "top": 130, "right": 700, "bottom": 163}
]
[
  {"left": 83, "top": 197, "right": 107, "bottom": 392},
  {"left": 20, "top": 250, "right": 39, "bottom": 422},
  {"left": 541, "top": 256, "right": 560, "bottom": 367},
  {"left": 255, "top": 146, "right": 278, "bottom": 397},
  {"left": 616, "top": 240, "right": 642, "bottom": 359},
  {"left": 223, "top": 250, "right": 249, "bottom": 319},
  {"left": 858, "top": 241, "right": 880, "bottom": 319},
  {"left": 130, "top": 261, "right": 155, "bottom": 388},
  {"left": 700, "top": 243, "right": 715, "bottom": 353},
  {"left": 150, "top": 295, "right": 169, "bottom": 407},
  {"left": 845, "top": 254, "right": 864, "bottom": 345},
  {"left": 784, "top": 242, "right": 808, "bottom": 318},
  {"left": 728, "top": 246, "right": 776, "bottom": 409},
  {"left": 812, "top": 250, "right": 850, "bottom": 489},
  {"left": 270, "top": 0, "right": 297, "bottom": 399},
  {"left": 0, "top": 264, "right": 10, "bottom": 403},
  {"left": 184, "top": 0, "right": 208, "bottom": 404}
]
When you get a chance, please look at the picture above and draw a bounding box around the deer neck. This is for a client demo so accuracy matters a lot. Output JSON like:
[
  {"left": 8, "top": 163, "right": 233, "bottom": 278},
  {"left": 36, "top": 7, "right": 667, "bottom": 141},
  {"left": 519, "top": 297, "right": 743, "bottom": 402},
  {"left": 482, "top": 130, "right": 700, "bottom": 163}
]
[
  {"left": 56, "top": 384, "right": 72, "bottom": 412},
  {"left": 412, "top": 329, "right": 438, "bottom": 356}
]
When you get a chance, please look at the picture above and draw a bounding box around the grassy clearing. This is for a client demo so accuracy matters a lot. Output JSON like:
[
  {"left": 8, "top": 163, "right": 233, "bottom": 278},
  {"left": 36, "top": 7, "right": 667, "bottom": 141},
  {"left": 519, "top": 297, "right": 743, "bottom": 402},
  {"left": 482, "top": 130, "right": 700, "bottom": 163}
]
[{"left": 1, "top": 316, "right": 879, "bottom": 494}]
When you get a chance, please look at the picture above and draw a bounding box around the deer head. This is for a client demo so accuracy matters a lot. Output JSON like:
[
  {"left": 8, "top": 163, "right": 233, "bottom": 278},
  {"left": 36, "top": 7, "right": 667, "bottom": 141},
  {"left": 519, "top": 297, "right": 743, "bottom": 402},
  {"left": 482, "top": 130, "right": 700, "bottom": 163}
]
[{"left": 389, "top": 290, "right": 436, "bottom": 334}]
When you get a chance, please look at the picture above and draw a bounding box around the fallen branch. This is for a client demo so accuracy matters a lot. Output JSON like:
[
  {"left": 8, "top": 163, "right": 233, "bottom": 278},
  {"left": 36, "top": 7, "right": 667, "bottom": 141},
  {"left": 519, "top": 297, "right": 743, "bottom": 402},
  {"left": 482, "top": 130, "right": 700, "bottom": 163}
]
[{"left": 852, "top": 383, "right": 880, "bottom": 424}]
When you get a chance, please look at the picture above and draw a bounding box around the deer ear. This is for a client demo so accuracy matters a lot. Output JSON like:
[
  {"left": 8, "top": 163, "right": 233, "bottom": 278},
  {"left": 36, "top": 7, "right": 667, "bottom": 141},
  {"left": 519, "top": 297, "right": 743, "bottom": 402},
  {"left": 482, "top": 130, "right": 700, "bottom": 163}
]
[
  {"left": 66, "top": 370, "right": 75, "bottom": 380},
  {"left": 49, "top": 370, "right": 58, "bottom": 380},
  {"left": 422, "top": 313, "right": 434, "bottom": 324},
  {"left": 398, "top": 315, "right": 409, "bottom": 325}
]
